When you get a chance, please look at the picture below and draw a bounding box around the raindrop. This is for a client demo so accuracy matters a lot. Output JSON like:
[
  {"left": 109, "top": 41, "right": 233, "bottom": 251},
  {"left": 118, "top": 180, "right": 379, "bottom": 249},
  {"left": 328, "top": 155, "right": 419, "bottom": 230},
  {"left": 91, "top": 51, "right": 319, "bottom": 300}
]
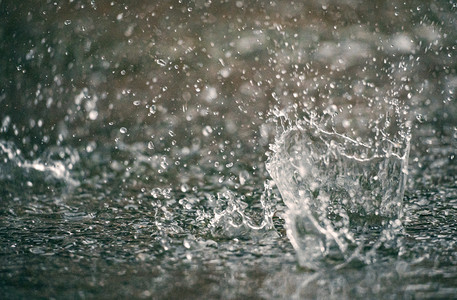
[
  {"left": 156, "top": 59, "right": 167, "bottom": 67},
  {"left": 239, "top": 170, "right": 249, "bottom": 185},
  {"left": 88, "top": 111, "right": 98, "bottom": 120},
  {"left": 202, "top": 125, "right": 213, "bottom": 136},
  {"left": 120, "top": 127, "right": 127, "bottom": 134},
  {"left": 416, "top": 114, "right": 426, "bottom": 123},
  {"left": 202, "top": 86, "right": 218, "bottom": 102},
  {"left": 180, "top": 184, "right": 189, "bottom": 193}
]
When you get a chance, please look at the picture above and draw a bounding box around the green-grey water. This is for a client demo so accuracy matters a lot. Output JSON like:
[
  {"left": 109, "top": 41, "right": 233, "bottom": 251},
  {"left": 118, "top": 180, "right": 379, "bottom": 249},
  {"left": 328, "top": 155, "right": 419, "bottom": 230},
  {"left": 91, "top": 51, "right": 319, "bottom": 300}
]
[{"left": 1, "top": 1, "right": 457, "bottom": 299}]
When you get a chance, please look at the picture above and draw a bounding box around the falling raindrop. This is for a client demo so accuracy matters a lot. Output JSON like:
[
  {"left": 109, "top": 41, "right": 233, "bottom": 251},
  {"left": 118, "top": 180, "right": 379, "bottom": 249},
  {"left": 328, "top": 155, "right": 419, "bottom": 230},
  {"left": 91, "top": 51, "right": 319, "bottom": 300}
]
[{"left": 202, "top": 125, "right": 213, "bottom": 136}]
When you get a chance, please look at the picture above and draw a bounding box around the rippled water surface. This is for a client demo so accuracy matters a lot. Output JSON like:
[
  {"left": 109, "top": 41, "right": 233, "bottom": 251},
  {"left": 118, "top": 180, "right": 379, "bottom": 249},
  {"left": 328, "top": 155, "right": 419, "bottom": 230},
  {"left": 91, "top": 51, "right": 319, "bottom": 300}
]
[{"left": 1, "top": 1, "right": 457, "bottom": 299}]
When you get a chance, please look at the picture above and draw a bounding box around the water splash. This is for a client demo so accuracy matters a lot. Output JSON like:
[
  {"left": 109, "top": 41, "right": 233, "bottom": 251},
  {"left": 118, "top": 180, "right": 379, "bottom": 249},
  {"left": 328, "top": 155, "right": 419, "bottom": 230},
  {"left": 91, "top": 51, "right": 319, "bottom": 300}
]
[
  {"left": 0, "top": 140, "right": 80, "bottom": 193},
  {"left": 210, "top": 185, "right": 278, "bottom": 238},
  {"left": 266, "top": 104, "right": 411, "bottom": 269}
]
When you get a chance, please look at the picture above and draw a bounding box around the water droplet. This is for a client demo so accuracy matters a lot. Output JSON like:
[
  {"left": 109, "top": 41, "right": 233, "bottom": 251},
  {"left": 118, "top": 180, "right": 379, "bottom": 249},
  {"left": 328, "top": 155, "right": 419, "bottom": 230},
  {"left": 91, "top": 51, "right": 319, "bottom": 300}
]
[
  {"left": 416, "top": 114, "right": 425, "bottom": 123},
  {"left": 220, "top": 68, "right": 231, "bottom": 78},
  {"left": 88, "top": 111, "right": 98, "bottom": 120},
  {"left": 202, "top": 125, "right": 213, "bottom": 136},
  {"left": 180, "top": 184, "right": 189, "bottom": 192},
  {"left": 120, "top": 127, "right": 127, "bottom": 134},
  {"left": 156, "top": 59, "right": 167, "bottom": 66},
  {"left": 64, "top": 20, "right": 71, "bottom": 25},
  {"left": 147, "top": 141, "right": 154, "bottom": 150},
  {"left": 239, "top": 170, "right": 249, "bottom": 185},
  {"left": 202, "top": 86, "right": 218, "bottom": 102}
]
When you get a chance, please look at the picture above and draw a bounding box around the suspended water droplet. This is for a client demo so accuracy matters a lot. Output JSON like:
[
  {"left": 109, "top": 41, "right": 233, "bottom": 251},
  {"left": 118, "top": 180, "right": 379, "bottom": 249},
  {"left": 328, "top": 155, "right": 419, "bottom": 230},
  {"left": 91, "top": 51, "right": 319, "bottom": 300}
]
[
  {"left": 202, "top": 86, "right": 218, "bottom": 102},
  {"left": 219, "top": 68, "right": 231, "bottom": 78},
  {"left": 120, "top": 127, "right": 127, "bottom": 134},
  {"left": 239, "top": 170, "right": 249, "bottom": 185},
  {"left": 88, "top": 111, "right": 98, "bottom": 120},
  {"left": 180, "top": 183, "right": 189, "bottom": 192},
  {"left": 202, "top": 125, "right": 213, "bottom": 136},
  {"left": 156, "top": 59, "right": 167, "bottom": 66},
  {"left": 416, "top": 114, "right": 425, "bottom": 123},
  {"left": 147, "top": 141, "right": 154, "bottom": 150}
]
